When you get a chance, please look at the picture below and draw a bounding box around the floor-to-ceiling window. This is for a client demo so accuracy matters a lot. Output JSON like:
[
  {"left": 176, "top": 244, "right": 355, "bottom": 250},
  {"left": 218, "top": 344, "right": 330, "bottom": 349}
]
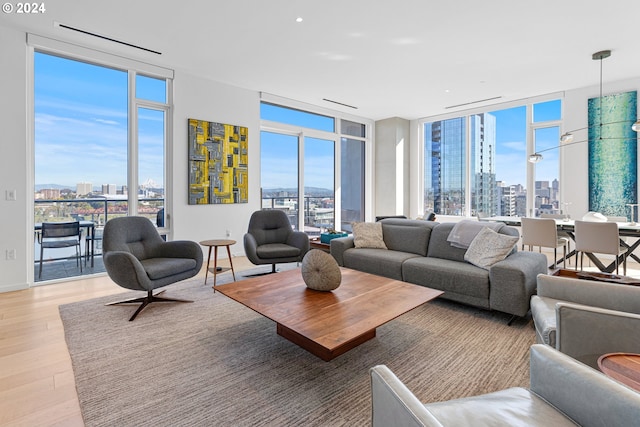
[
  {"left": 532, "top": 100, "right": 562, "bottom": 216},
  {"left": 32, "top": 40, "right": 172, "bottom": 282},
  {"left": 260, "top": 97, "right": 371, "bottom": 233},
  {"left": 422, "top": 95, "right": 562, "bottom": 218}
]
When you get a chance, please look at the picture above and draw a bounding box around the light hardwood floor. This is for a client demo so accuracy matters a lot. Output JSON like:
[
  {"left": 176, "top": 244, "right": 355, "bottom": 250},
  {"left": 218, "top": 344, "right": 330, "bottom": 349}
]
[
  {"left": 0, "top": 256, "right": 254, "bottom": 427},
  {"left": 1, "top": 253, "right": 638, "bottom": 426}
]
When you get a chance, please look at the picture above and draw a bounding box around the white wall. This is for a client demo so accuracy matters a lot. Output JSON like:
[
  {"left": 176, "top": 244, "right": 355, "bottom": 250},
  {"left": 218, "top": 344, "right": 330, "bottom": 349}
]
[
  {"left": 0, "top": 25, "right": 30, "bottom": 292},
  {"left": 0, "top": 25, "right": 261, "bottom": 292},
  {"left": 172, "top": 71, "right": 260, "bottom": 253},
  {"left": 374, "top": 117, "right": 410, "bottom": 217}
]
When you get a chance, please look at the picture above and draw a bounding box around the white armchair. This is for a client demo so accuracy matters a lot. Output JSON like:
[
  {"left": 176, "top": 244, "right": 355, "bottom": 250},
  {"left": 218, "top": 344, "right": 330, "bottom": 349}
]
[
  {"left": 530, "top": 273, "right": 640, "bottom": 347},
  {"left": 556, "top": 302, "right": 640, "bottom": 368},
  {"left": 370, "top": 344, "right": 640, "bottom": 427}
]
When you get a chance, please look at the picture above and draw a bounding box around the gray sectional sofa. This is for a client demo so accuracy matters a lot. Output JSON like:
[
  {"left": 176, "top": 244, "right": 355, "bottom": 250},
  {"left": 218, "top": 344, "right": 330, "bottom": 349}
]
[{"left": 330, "top": 218, "right": 548, "bottom": 321}]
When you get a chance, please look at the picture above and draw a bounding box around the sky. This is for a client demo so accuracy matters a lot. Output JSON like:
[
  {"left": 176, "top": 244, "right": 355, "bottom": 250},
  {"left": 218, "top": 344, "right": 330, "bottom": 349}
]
[
  {"left": 35, "top": 51, "right": 561, "bottom": 195},
  {"left": 34, "top": 52, "right": 165, "bottom": 189}
]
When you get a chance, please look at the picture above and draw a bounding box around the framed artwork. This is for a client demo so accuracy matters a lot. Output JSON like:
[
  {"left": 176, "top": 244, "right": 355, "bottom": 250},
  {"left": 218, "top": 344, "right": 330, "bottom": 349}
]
[
  {"left": 588, "top": 91, "right": 637, "bottom": 217},
  {"left": 188, "top": 118, "right": 248, "bottom": 204}
]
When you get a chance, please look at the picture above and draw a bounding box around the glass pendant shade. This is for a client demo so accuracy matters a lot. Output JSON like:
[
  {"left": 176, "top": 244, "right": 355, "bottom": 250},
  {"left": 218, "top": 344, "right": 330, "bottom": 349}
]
[
  {"left": 528, "top": 153, "right": 543, "bottom": 163},
  {"left": 560, "top": 132, "right": 574, "bottom": 143}
]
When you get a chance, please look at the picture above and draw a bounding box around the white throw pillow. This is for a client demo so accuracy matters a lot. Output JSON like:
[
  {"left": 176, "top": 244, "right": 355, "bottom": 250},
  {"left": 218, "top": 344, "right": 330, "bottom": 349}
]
[
  {"left": 464, "top": 227, "right": 518, "bottom": 270},
  {"left": 352, "top": 222, "right": 387, "bottom": 249}
]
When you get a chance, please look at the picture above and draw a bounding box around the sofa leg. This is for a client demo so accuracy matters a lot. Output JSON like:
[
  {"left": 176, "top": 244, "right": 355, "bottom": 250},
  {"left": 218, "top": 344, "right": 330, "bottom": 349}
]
[{"left": 507, "top": 315, "right": 518, "bottom": 326}]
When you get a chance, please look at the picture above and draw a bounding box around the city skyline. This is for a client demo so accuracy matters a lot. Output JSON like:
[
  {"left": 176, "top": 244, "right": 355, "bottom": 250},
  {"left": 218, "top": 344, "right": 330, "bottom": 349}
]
[{"left": 36, "top": 51, "right": 561, "bottom": 213}]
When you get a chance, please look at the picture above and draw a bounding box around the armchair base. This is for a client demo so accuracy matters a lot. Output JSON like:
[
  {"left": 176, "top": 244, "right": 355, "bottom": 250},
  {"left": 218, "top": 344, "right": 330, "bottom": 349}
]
[{"left": 106, "top": 289, "right": 193, "bottom": 321}]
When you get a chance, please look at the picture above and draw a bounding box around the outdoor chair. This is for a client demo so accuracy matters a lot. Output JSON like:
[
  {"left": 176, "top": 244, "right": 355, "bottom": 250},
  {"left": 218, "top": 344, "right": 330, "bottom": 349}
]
[{"left": 38, "top": 221, "right": 82, "bottom": 279}]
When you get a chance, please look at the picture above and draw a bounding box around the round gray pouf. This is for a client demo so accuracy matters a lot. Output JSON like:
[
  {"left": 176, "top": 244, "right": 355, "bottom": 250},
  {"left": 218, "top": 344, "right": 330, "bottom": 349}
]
[{"left": 301, "top": 249, "right": 342, "bottom": 291}]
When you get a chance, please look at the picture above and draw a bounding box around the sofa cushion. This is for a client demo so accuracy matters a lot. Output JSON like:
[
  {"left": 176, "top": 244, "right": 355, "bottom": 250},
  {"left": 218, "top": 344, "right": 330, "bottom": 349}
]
[
  {"left": 402, "top": 257, "right": 490, "bottom": 300},
  {"left": 424, "top": 387, "right": 576, "bottom": 427},
  {"left": 380, "top": 218, "right": 435, "bottom": 256},
  {"left": 447, "top": 219, "right": 505, "bottom": 249},
  {"left": 343, "top": 248, "right": 419, "bottom": 281},
  {"left": 464, "top": 227, "right": 519, "bottom": 270},
  {"left": 426, "top": 223, "right": 468, "bottom": 262},
  {"left": 352, "top": 222, "right": 387, "bottom": 249}
]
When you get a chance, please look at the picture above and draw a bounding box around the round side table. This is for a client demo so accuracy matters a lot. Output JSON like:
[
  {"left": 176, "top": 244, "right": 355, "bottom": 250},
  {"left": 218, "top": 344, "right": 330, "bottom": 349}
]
[{"left": 199, "top": 239, "right": 236, "bottom": 290}]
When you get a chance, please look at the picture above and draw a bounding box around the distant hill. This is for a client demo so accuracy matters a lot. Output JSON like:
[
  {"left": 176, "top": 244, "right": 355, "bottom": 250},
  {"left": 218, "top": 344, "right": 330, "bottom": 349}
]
[
  {"left": 35, "top": 183, "right": 74, "bottom": 191},
  {"left": 262, "top": 187, "right": 333, "bottom": 197}
]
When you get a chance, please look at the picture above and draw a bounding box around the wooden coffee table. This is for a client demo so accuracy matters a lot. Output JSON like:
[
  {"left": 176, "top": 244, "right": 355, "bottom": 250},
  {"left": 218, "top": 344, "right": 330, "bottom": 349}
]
[{"left": 215, "top": 267, "right": 442, "bottom": 361}]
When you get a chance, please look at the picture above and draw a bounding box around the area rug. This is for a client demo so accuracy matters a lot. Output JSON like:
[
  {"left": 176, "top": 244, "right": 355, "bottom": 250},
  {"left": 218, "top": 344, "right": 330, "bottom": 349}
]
[{"left": 60, "top": 268, "right": 536, "bottom": 426}]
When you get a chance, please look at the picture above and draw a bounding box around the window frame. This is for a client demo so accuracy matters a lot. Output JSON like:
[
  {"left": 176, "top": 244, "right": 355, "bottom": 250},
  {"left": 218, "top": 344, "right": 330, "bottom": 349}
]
[
  {"left": 418, "top": 92, "right": 565, "bottom": 219},
  {"left": 259, "top": 93, "right": 374, "bottom": 229},
  {"left": 28, "top": 34, "right": 174, "bottom": 282}
]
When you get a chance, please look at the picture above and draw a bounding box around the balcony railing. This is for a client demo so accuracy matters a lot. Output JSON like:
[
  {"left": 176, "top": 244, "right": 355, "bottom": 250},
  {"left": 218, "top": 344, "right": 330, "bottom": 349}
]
[{"left": 34, "top": 197, "right": 164, "bottom": 265}]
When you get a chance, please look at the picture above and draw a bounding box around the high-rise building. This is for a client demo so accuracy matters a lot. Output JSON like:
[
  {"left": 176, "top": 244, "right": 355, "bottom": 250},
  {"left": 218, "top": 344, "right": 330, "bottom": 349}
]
[
  {"left": 471, "top": 113, "right": 497, "bottom": 216},
  {"left": 76, "top": 182, "right": 92, "bottom": 195},
  {"left": 102, "top": 184, "right": 117, "bottom": 195},
  {"left": 424, "top": 118, "right": 466, "bottom": 215},
  {"left": 425, "top": 113, "right": 496, "bottom": 216}
]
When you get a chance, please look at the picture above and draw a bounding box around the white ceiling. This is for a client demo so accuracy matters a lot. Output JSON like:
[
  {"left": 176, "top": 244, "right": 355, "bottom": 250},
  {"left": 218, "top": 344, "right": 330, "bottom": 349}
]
[{"left": 2, "top": 0, "right": 639, "bottom": 120}]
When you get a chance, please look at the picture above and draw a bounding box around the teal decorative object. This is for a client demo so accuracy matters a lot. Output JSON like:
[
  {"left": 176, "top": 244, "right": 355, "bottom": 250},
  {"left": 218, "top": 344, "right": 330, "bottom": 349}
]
[{"left": 588, "top": 91, "right": 637, "bottom": 217}]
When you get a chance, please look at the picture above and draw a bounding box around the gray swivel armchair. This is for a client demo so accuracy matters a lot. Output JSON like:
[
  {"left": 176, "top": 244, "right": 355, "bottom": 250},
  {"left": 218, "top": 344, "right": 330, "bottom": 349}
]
[
  {"left": 243, "top": 210, "right": 309, "bottom": 274},
  {"left": 371, "top": 344, "right": 640, "bottom": 427},
  {"left": 103, "top": 216, "right": 203, "bottom": 321}
]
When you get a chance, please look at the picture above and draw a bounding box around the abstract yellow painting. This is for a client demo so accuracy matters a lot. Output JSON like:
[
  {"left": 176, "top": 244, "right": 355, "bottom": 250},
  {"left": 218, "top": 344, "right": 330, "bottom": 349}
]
[{"left": 188, "top": 118, "right": 248, "bottom": 204}]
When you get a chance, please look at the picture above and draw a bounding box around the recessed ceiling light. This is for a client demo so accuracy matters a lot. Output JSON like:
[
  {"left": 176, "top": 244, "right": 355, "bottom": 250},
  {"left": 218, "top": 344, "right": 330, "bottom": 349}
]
[{"left": 296, "top": 17, "right": 303, "bottom": 23}]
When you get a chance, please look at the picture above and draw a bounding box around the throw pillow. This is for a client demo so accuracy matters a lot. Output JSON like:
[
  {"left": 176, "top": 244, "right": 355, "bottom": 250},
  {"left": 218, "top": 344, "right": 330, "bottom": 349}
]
[
  {"left": 352, "top": 222, "right": 387, "bottom": 249},
  {"left": 301, "top": 249, "right": 342, "bottom": 291},
  {"left": 464, "top": 227, "right": 518, "bottom": 270}
]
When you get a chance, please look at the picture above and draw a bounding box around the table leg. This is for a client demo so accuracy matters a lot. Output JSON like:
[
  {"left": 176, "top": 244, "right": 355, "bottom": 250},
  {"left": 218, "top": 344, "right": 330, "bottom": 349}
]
[
  {"left": 204, "top": 245, "right": 213, "bottom": 286},
  {"left": 213, "top": 246, "right": 219, "bottom": 289},
  {"left": 226, "top": 245, "right": 236, "bottom": 282}
]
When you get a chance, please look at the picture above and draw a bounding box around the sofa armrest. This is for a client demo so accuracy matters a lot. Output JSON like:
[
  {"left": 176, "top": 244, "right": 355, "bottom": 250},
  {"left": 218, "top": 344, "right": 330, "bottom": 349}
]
[
  {"left": 556, "top": 303, "right": 640, "bottom": 368},
  {"left": 330, "top": 236, "right": 355, "bottom": 266},
  {"left": 529, "top": 344, "right": 640, "bottom": 426},
  {"left": 370, "top": 365, "right": 444, "bottom": 427},
  {"left": 537, "top": 274, "right": 640, "bottom": 313},
  {"left": 488, "top": 251, "right": 547, "bottom": 317}
]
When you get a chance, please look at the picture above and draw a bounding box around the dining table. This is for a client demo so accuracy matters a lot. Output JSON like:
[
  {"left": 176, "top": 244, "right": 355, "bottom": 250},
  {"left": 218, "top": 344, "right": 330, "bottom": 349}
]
[{"left": 479, "top": 216, "right": 640, "bottom": 273}]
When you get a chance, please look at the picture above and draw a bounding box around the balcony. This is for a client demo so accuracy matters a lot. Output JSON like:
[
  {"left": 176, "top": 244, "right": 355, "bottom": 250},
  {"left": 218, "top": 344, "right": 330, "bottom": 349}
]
[{"left": 34, "top": 197, "right": 163, "bottom": 282}]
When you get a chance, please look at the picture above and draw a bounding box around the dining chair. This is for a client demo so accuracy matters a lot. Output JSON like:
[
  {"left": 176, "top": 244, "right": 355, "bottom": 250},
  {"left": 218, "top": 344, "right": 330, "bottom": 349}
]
[
  {"left": 574, "top": 220, "right": 628, "bottom": 275},
  {"left": 38, "top": 221, "right": 82, "bottom": 278},
  {"left": 540, "top": 213, "right": 573, "bottom": 264},
  {"left": 521, "top": 217, "right": 569, "bottom": 269}
]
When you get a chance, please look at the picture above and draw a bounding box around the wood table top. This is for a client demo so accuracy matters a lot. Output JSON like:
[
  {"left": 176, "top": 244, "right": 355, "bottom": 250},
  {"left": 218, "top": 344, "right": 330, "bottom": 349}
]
[
  {"left": 216, "top": 267, "right": 442, "bottom": 360},
  {"left": 598, "top": 353, "right": 640, "bottom": 391}
]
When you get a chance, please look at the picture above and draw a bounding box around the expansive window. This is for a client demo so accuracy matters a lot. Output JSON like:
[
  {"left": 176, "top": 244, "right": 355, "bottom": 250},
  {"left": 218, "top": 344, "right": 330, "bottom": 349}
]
[
  {"left": 424, "top": 118, "right": 466, "bottom": 215},
  {"left": 422, "top": 97, "right": 562, "bottom": 218},
  {"left": 533, "top": 100, "right": 562, "bottom": 216},
  {"left": 487, "top": 106, "right": 526, "bottom": 217},
  {"left": 260, "top": 99, "right": 370, "bottom": 233},
  {"left": 260, "top": 131, "right": 300, "bottom": 228},
  {"left": 33, "top": 45, "right": 172, "bottom": 281}
]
